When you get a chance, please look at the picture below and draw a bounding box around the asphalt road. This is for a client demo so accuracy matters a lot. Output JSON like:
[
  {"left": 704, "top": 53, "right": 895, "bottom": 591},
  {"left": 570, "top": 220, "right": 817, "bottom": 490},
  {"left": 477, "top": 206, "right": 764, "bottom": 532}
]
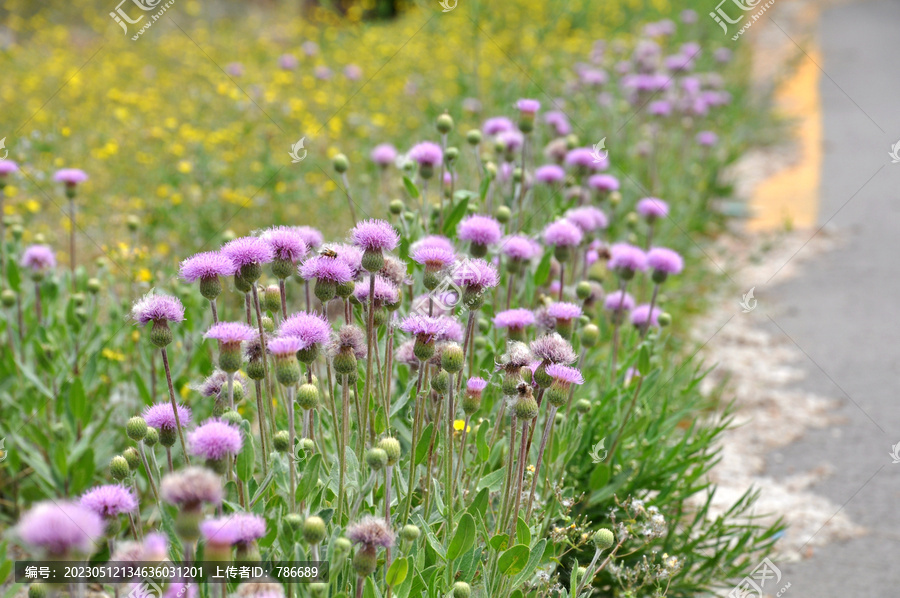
[{"left": 758, "top": 0, "right": 900, "bottom": 594}]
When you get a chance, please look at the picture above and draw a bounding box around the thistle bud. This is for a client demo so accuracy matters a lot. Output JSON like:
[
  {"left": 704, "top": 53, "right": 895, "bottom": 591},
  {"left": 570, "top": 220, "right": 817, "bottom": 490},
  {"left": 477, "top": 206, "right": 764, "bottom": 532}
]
[
  {"left": 436, "top": 113, "right": 454, "bottom": 134},
  {"left": 297, "top": 383, "right": 319, "bottom": 410},
  {"left": 87, "top": 278, "right": 101, "bottom": 294},
  {"left": 658, "top": 312, "right": 672, "bottom": 327},
  {"left": 592, "top": 529, "right": 615, "bottom": 550},
  {"left": 399, "top": 524, "right": 420, "bottom": 542},
  {"left": 275, "top": 355, "right": 302, "bottom": 387},
  {"left": 353, "top": 547, "right": 377, "bottom": 577},
  {"left": 575, "top": 281, "right": 592, "bottom": 301},
  {"left": 123, "top": 448, "right": 141, "bottom": 471},
  {"left": 333, "top": 153, "right": 349, "bottom": 174},
  {"left": 334, "top": 537, "right": 352, "bottom": 553},
  {"left": 314, "top": 278, "right": 337, "bottom": 303},
  {"left": 310, "top": 583, "right": 327, "bottom": 598},
  {"left": 484, "top": 162, "right": 497, "bottom": 179},
  {"left": 495, "top": 205, "right": 511, "bottom": 224},
  {"left": 273, "top": 430, "right": 290, "bottom": 452},
  {"left": 466, "top": 129, "right": 482, "bottom": 145},
  {"left": 514, "top": 385, "right": 539, "bottom": 420},
  {"left": 219, "top": 344, "right": 244, "bottom": 374},
  {"left": 580, "top": 324, "right": 600, "bottom": 347},
  {"left": 126, "top": 416, "right": 148, "bottom": 442},
  {"left": 333, "top": 347, "right": 358, "bottom": 375},
  {"left": 144, "top": 427, "right": 159, "bottom": 447},
  {"left": 413, "top": 337, "right": 435, "bottom": 362},
  {"left": 126, "top": 215, "right": 140, "bottom": 232},
  {"left": 575, "top": 399, "right": 591, "bottom": 414},
  {"left": 1, "top": 289, "right": 16, "bottom": 308},
  {"left": 221, "top": 410, "right": 243, "bottom": 427},
  {"left": 263, "top": 285, "right": 281, "bottom": 313},
  {"left": 234, "top": 273, "right": 252, "bottom": 293},
  {"left": 366, "top": 447, "right": 388, "bottom": 471},
  {"left": 285, "top": 513, "right": 303, "bottom": 531},
  {"left": 299, "top": 438, "right": 315, "bottom": 453},
  {"left": 110, "top": 455, "right": 130, "bottom": 480},
  {"left": 445, "top": 147, "right": 459, "bottom": 163},
  {"left": 361, "top": 249, "right": 385, "bottom": 273},
  {"left": 389, "top": 199, "right": 404, "bottom": 215},
  {"left": 149, "top": 321, "right": 173, "bottom": 348},
  {"left": 303, "top": 516, "right": 326, "bottom": 545},
  {"left": 28, "top": 583, "right": 47, "bottom": 598},
  {"left": 441, "top": 343, "right": 464, "bottom": 373},
  {"left": 452, "top": 582, "right": 471, "bottom": 598},
  {"left": 159, "top": 426, "right": 177, "bottom": 448},
  {"left": 430, "top": 369, "right": 450, "bottom": 394},
  {"left": 247, "top": 358, "right": 266, "bottom": 381},
  {"left": 378, "top": 437, "right": 401, "bottom": 466}
]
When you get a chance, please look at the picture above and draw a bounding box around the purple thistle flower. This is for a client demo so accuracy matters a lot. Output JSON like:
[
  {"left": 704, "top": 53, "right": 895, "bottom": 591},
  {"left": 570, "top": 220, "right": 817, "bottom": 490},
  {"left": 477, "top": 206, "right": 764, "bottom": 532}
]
[
  {"left": 353, "top": 275, "right": 399, "bottom": 305},
  {"left": 543, "top": 219, "right": 583, "bottom": 247},
  {"left": 160, "top": 466, "right": 224, "bottom": 507},
  {"left": 483, "top": 117, "right": 515, "bottom": 136},
  {"left": 0, "top": 160, "right": 19, "bottom": 175},
  {"left": 347, "top": 515, "right": 394, "bottom": 548},
  {"left": 516, "top": 99, "right": 541, "bottom": 114},
  {"left": 458, "top": 215, "right": 502, "bottom": 247},
  {"left": 452, "top": 258, "right": 499, "bottom": 290},
  {"left": 204, "top": 321, "right": 257, "bottom": 344},
  {"left": 565, "top": 148, "right": 601, "bottom": 170},
  {"left": 350, "top": 219, "right": 400, "bottom": 252},
  {"left": 179, "top": 251, "right": 236, "bottom": 282},
  {"left": 260, "top": 226, "right": 309, "bottom": 262},
  {"left": 493, "top": 309, "right": 535, "bottom": 331},
  {"left": 278, "top": 53, "right": 298, "bottom": 70},
  {"left": 714, "top": 47, "right": 733, "bottom": 63},
  {"left": 543, "top": 111, "right": 571, "bottom": 136},
  {"left": 647, "top": 247, "right": 684, "bottom": 275},
  {"left": 395, "top": 339, "right": 418, "bottom": 366},
  {"left": 279, "top": 311, "right": 332, "bottom": 347},
  {"left": 195, "top": 371, "right": 248, "bottom": 399},
  {"left": 298, "top": 255, "right": 354, "bottom": 284},
  {"left": 497, "top": 130, "right": 524, "bottom": 152},
  {"left": 294, "top": 226, "right": 324, "bottom": 250},
  {"left": 545, "top": 363, "right": 584, "bottom": 385},
  {"left": 648, "top": 99, "right": 673, "bottom": 116},
  {"left": 80, "top": 485, "right": 138, "bottom": 518},
  {"left": 201, "top": 513, "right": 266, "bottom": 546},
  {"left": 412, "top": 235, "right": 455, "bottom": 254},
  {"left": 332, "top": 325, "right": 367, "bottom": 358},
  {"left": 604, "top": 290, "right": 636, "bottom": 312},
  {"left": 501, "top": 236, "right": 542, "bottom": 261},
  {"left": 547, "top": 302, "right": 582, "bottom": 322},
  {"left": 188, "top": 418, "right": 243, "bottom": 460},
  {"left": 631, "top": 304, "right": 662, "bottom": 327},
  {"left": 53, "top": 168, "right": 89, "bottom": 185},
  {"left": 399, "top": 315, "right": 449, "bottom": 344},
  {"left": 144, "top": 402, "right": 193, "bottom": 430},
  {"left": 467, "top": 377, "right": 488, "bottom": 393},
  {"left": 608, "top": 243, "right": 648, "bottom": 273},
  {"left": 371, "top": 144, "right": 398, "bottom": 166},
  {"left": 437, "top": 316, "right": 464, "bottom": 342},
  {"left": 20, "top": 245, "right": 56, "bottom": 271},
  {"left": 535, "top": 164, "right": 566, "bottom": 185},
  {"left": 409, "top": 142, "right": 443, "bottom": 166},
  {"left": 696, "top": 131, "right": 718, "bottom": 146},
  {"left": 565, "top": 207, "right": 608, "bottom": 233},
  {"left": 636, "top": 197, "right": 669, "bottom": 220},
  {"left": 17, "top": 501, "right": 104, "bottom": 556},
  {"left": 131, "top": 293, "right": 185, "bottom": 325},
  {"left": 530, "top": 333, "right": 577, "bottom": 364},
  {"left": 222, "top": 236, "right": 275, "bottom": 269},
  {"left": 268, "top": 335, "right": 308, "bottom": 356},
  {"left": 411, "top": 246, "right": 456, "bottom": 270},
  {"left": 581, "top": 68, "right": 608, "bottom": 87},
  {"left": 588, "top": 174, "right": 620, "bottom": 192}
]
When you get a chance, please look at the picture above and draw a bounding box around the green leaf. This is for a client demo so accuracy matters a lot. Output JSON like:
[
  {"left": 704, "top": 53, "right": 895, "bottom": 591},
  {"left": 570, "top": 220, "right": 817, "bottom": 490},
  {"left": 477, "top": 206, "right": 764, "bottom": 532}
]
[
  {"left": 68, "top": 378, "right": 87, "bottom": 422},
  {"left": 7, "top": 258, "right": 21, "bottom": 292},
  {"left": 467, "top": 488, "right": 489, "bottom": 519},
  {"left": 446, "top": 513, "right": 475, "bottom": 561},
  {"left": 403, "top": 176, "right": 420, "bottom": 199},
  {"left": 515, "top": 517, "right": 530, "bottom": 546},
  {"left": 475, "top": 421, "right": 490, "bottom": 461},
  {"left": 638, "top": 345, "right": 651, "bottom": 376},
  {"left": 534, "top": 250, "right": 553, "bottom": 287},
  {"left": 488, "top": 533, "right": 509, "bottom": 551},
  {"left": 498, "top": 544, "right": 530, "bottom": 576},
  {"left": 442, "top": 197, "right": 470, "bottom": 236},
  {"left": 415, "top": 515, "right": 446, "bottom": 560},
  {"left": 236, "top": 434, "right": 255, "bottom": 482},
  {"left": 512, "top": 539, "right": 547, "bottom": 587},
  {"left": 476, "top": 468, "right": 505, "bottom": 492},
  {"left": 414, "top": 423, "right": 434, "bottom": 465},
  {"left": 386, "top": 556, "right": 409, "bottom": 586},
  {"left": 296, "top": 453, "right": 322, "bottom": 501}
]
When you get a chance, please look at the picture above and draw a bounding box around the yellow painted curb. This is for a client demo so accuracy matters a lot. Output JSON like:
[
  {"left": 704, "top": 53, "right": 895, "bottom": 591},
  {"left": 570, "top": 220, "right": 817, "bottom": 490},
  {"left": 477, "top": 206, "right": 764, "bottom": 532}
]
[{"left": 747, "top": 48, "right": 822, "bottom": 231}]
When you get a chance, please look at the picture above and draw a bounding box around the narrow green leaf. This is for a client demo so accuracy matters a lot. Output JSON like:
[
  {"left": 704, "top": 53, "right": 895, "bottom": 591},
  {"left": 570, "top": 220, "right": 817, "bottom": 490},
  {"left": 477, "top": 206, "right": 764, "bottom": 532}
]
[
  {"left": 476, "top": 468, "right": 505, "bottom": 492},
  {"left": 446, "top": 513, "right": 475, "bottom": 561},
  {"left": 236, "top": 434, "right": 255, "bottom": 482},
  {"left": 512, "top": 539, "right": 547, "bottom": 586},
  {"left": 442, "top": 197, "right": 470, "bottom": 236},
  {"left": 403, "top": 176, "right": 420, "bottom": 199},
  {"left": 414, "top": 423, "right": 434, "bottom": 465},
  {"left": 534, "top": 250, "right": 553, "bottom": 287},
  {"left": 515, "top": 516, "right": 530, "bottom": 546},
  {"left": 415, "top": 515, "right": 446, "bottom": 560},
  {"left": 386, "top": 556, "right": 409, "bottom": 586}
]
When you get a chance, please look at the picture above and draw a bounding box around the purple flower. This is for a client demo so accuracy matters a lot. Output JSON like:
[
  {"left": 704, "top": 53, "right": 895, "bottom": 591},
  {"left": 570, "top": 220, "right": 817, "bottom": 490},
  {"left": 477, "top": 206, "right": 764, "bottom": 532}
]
[
  {"left": 278, "top": 53, "right": 298, "bottom": 70},
  {"left": 279, "top": 311, "right": 332, "bottom": 347},
  {"left": 189, "top": 418, "right": 243, "bottom": 460},
  {"left": 80, "top": 485, "right": 138, "bottom": 518},
  {"left": 160, "top": 467, "right": 224, "bottom": 508},
  {"left": 501, "top": 236, "right": 542, "bottom": 261},
  {"left": 452, "top": 258, "right": 499, "bottom": 290},
  {"left": 535, "top": 164, "right": 566, "bottom": 184},
  {"left": 648, "top": 100, "right": 672, "bottom": 116},
  {"left": 580, "top": 68, "right": 608, "bottom": 86},
  {"left": 696, "top": 131, "right": 718, "bottom": 146},
  {"left": 350, "top": 219, "right": 400, "bottom": 252},
  {"left": 205, "top": 321, "right": 257, "bottom": 344},
  {"left": 545, "top": 363, "right": 584, "bottom": 385},
  {"left": 565, "top": 207, "right": 608, "bottom": 233},
  {"left": 321, "top": 243, "right": 362, "bottom": 277},
  {"left": 530, "top": 333, "right": 577, "bottom": 364},
  {"left": 201, "top": 513, "right": 266, "bottom": 546},
  {"left": 409, "top": 142, "right": 443, "bottom": 166},
  {"left": 543, "top": 111, "right": 571, "bottom": 136},
  {"left": 395, "top": 339, "right": 418, "bottom": 366},
  {"left": 0, "top": 160, "right": 19, "bottom": 175},
  {"left": 53, "top": 168, "right": 89, "bottom": 185},
  {"left": 132, "top": 293, "right": 185, "bottom": 325},
  {"left": 353, "top": 275, "right": 399, "bottom": 305},
  {"left": 347, "top": 515, "right": 394, "bottom": 548},
  {"left": 268, "top": 335, "right": 308, "bottom": 356},
  {"left": 714, "top": 47, "right": 733, "bottom": 63},
  {"left": 399, "top": 315, "right": 449, "bottom": 344},
  {"left": 412, "top": 235, "right": 454, "bottom": 254},
  {"left": 302, "top": 41, "right": 319, "bottom": 56},
  {"left": 260, "top": 227, "right": 309, "bottom": 262},
  {"left": 294, "top": 226, "right": 324, "bottom": 249},
  {"left": 636, "top": 197, "right": 669, "bottom": 220},
  {"left": 565, "top": 148, "right": 600, "bottom": 170},
  {"left": 647, "top": 247, "right": 684, "bottom": 275},
  {"left": 608, "top": 243, "right": 648, "bottom": 273},
  {"left": 458, "top": 215, "right": 502, "bottom": 246},
  {"left": 411, "top": 246, "right": 455, "bottom": 270},
  {"left": 437, "top": 316, "right": 464, "bottom": 342},
  {"left": 483, "top": 117, "right": 515, "bottom": 136},
  {"left": 222, "top": 236, "right": 275, "bottom": 269},
  {"left": 547, "top": 302, "right": 582, "bottom": 322},
  {"left": 144, "top": 402, "right": 193, "bottom": 430},
  {"left": 196, "top": 371, "right": 248, "bottom": 399},
  {"left": 20, "top": 245, "right": 56, "bottom": 271},
  {"left": 588, "top": 174, "right": 619, "bottom": 192},
  {"left": 332, "top": 325, "right": 366, "bottom": 358},
  {"left": 493, "top": 309, "right": 535, "bottom": 331},
  {"left": 497, "top": 130, "right": 524, "bottom": 152},
  {"left": 180, "top": 251, "right": 236, "bottom": 282},
  {"left": 299, "top": 255, "right": 354, "bottom": 283},
  {"left": 516, "top": 98, "right": 541, "bottom": 114},
  {"left": 604, "top": 290, "right": 635, "bottom": 312},
  {"left": 631, "top": 304, "right": 662, "bottom": 327},
  {"left": 543, "top": 219, "right": 583, "bottom": 247},
  {"left": 681, "top": 8, "right": 698, "bottom": 22},
  {"left": 344, "top": 64, "right": 362, "bottom": 80},
  {"left": 226, "top": 62, "right": 244, "bottom": 76},
  {"left": 17, "top": 501, "right": 104, "bottom": 556},
  {"left": 467, "top": 377, "right": 488, "bottom": 393},
  {"left": 371, "top": 144, "right": 398, "bottom": 166}
]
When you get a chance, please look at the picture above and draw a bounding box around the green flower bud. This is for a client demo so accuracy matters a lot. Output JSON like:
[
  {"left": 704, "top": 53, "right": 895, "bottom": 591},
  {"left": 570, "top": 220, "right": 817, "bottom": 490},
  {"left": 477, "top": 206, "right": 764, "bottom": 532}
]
[
  {"left": 399, "top": 524, "right": 420, "bottom": 542},
  {"left": 285, "top": 513, "right": 303, "bottom": 531},
  {"left": 441, "top": 343, "right": 464, "bottom": 373},
  {"left": 275, "top": 355, "right": 302, "bottom": 387},
  {"left": 1, "top": 289, "right": 16, "bottom": 308},
  {"left": 199, "top": 276, "right": 221, "bottom": 301},
  {"left": 298, "top": 343, "right": 319, "bottom": 364},
  {"left": 262, "top": 285, "right": 280, "bottom": 313},
  {"left": 335, "top": 537, "right": 352, "bottom": 553},
  {"left": 273, "top": 430, "right": 291, "bottom": 452},
  {"left": 430, "top": 370, "right": 450, "bottom": 394},
  {"left": 575, "top": 399, "right": 591, "bottom": 414},
  {"left": 353, "top": 547, "right": 377, "bottom": 577},
  {"left": 123, "top": 448, "right": 141, "bottom": 471},
  {"left": 362, "top": 249, "right": 385, "bottom": 273},
  {"left": 299, "top": 438, "right": 315, "bottom": 453},
  {"left": 378, "top": 437, "right": 401, "bottom": 466},
  {"left": 466, "top": 129, "right": 482, "bottom": 145},
  {"left": 333, "top": 153, "right": 349, "bottom": 174},
  {"left": 143, "top": 427, "right": 159, "bottom": 447},
  {"left": 445, "top": 147, "right": 459, "bottom": 163},
  {"left": 333, "top": 348, "right": 358, "bottom": 375},
  {"left": 452, "top": 581, "right": 471, "bottom": 598},
  {"left": 314, "top": 278, "right": 336, "bottom": 303},
  {"left": 309, "top": 583, "right": 327, "bottom": 598},
  {"left": 514, "top": 388, "right": 539, "bottom": 421},
  {"left": 219, "top": 343, "right": 244, "bottom": 374},
  {"left": 658, "top": 312, "right": 672, "bottom": 327},
  {"left": 303, "top": 515, "right": 326, "bottom": 545},
  {"left": 297, "top": 383, "right": 319, "bottom": 410},
  {"left": 389, "top": 199, "right": 404, "bottom": 215},
  {"left": 149, "top": 321, "right": 173, "bottom": 348},
  {"left": 221, "top": 410, "right": 243, "bottom": 427},
  {"left": 234, "top": 273, "right": 252, "bottom": 293},
  {"left": 592, "top": 529, "right": 615, "bottom": 550},
  {"left": 86, "top": 278, "right": 101, "bottom": 294},
  {"left": 126, "top": 416, "right": 148, "bottom": 441},
  {"left": 495, "top": 205, "right": 512, "bottom": 224},
  {"left": 413, "top": 338, "right": 435, "bottom": 362},
  {"left": 436, "top": 113, "right": 454, "bottom": 134},
  {"left": 575, "top": 281, "right": 592, "bottom": 301},
  {"left": 581, "top": 324, "right": 600, "bottom": 347},
  {"left": 159, "top": 426, "right": 177, "bottom": 448},
  {"left": 110, "top": 455, "right": 130, "bottom": 480},
  {"left": 28, "top": 583, "right": 47, "bottom": 598},
  {"left": 366, "top": 447, "right": 388, "bottom": 471},
  {"left": 247, "top": 358, "right": 266, "bottom": 381}
]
